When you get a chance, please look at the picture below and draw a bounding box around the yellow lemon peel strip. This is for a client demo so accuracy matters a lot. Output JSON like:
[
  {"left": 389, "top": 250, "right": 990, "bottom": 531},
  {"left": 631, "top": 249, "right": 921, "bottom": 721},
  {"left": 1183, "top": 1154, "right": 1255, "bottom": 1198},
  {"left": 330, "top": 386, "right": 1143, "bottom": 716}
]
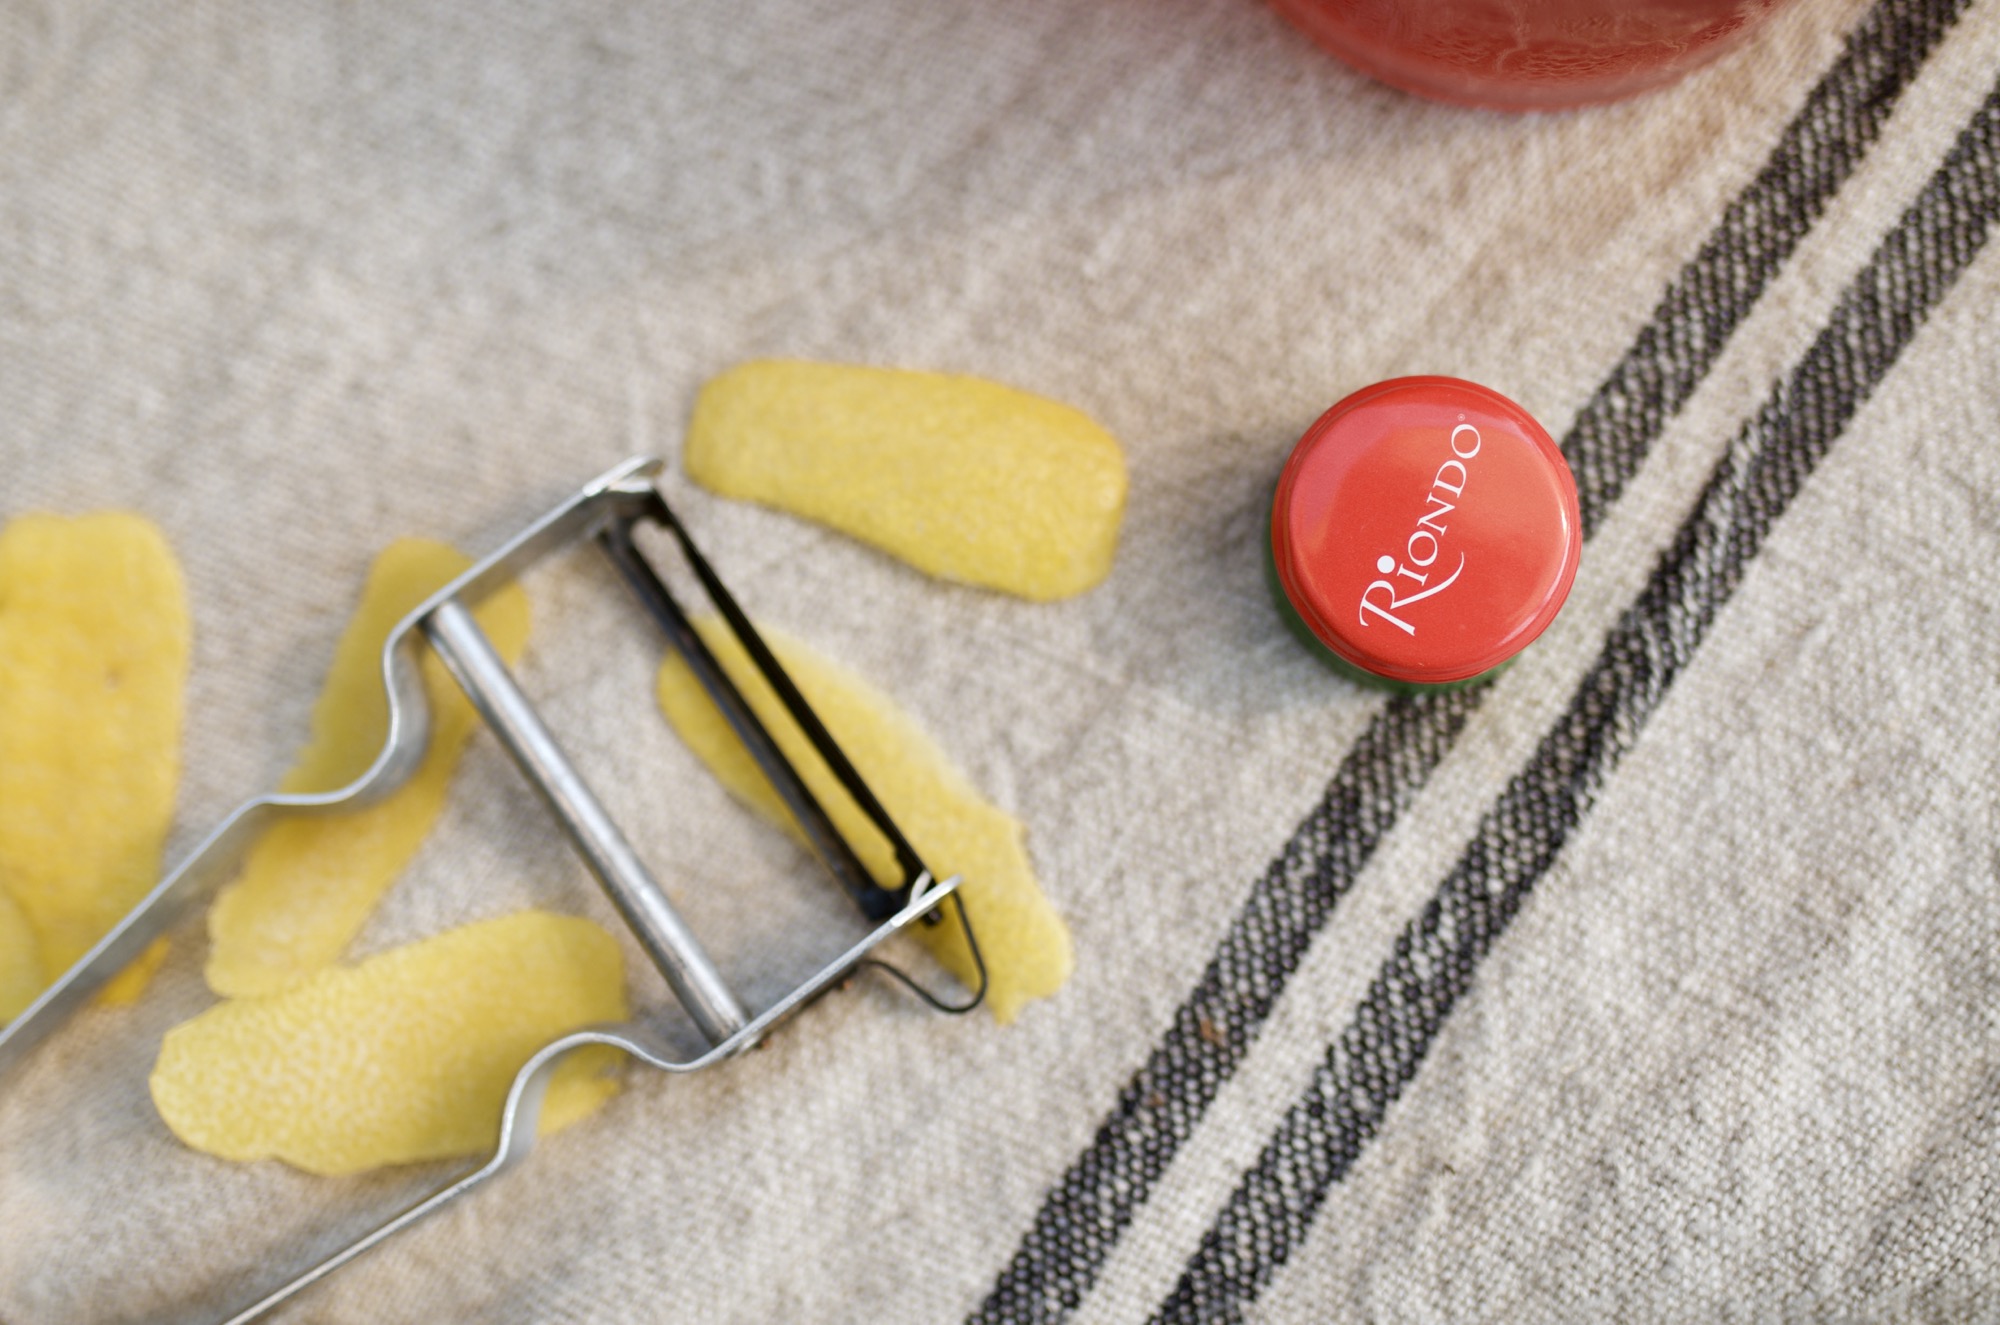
[
  {"left": 95, "top": 935, "right": 172, "bottom": 1008},
  {"left": 152, "top": 910, "right": 628, "bottom": 1177},
  {"left": 205, "top": 539, "right": 530, "bottom": 998},
  {"left": 685, "top": 360, "right": 1127, "bottom": 601},
  {"left": 0, "top": 513, "right": 189, "bottom": 1010},
  {"left": 656, "top": 619, "right": 1070, "bottom": 1024},
  {"left": 0, "top": 886, "right": 41, "bottom": 1022}
]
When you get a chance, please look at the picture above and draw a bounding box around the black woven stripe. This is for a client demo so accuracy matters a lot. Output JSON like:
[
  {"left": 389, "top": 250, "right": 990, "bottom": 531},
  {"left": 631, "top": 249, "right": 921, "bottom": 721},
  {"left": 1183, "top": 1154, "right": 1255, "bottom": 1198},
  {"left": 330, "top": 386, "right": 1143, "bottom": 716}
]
[
  {"left": 968, "top": 2, "right": 1968, "bottom": 1325},
  {"left": 1154, "top": 78, "right": 2000, "bottom": 1324},
  {"left": 1563, "top": 0, "right": 1967, "bottom": 535},
  {"left": 969, "top": 3, "right": 1966, "bottom": 1320}
]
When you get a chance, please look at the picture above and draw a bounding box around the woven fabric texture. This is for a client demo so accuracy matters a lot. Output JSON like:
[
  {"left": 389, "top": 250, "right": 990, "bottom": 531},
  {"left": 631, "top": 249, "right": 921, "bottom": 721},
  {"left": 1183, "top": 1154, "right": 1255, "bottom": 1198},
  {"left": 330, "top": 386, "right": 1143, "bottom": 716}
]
[{"left": 3, "top": 1, "right": 1999, "bottom": 1320}]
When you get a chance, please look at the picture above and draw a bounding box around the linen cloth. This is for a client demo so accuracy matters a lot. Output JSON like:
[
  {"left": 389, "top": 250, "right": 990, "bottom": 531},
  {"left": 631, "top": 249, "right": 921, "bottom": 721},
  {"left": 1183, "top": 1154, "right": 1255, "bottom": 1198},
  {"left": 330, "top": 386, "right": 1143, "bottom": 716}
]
[{"left": 3, "top": 0, "right": 1999, "bottom": 1320}]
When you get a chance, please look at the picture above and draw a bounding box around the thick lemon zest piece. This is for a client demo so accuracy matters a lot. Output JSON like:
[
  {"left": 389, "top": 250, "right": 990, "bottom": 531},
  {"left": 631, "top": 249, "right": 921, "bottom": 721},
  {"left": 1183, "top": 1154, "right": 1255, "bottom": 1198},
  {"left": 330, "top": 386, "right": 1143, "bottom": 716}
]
[
  {"left": 205, "top": 540, "right": 530, "bottom": 998},
  {"left": 0, "top": 886, "right": 41, "bottom": 1021},
  {"left": 0, "top": 513, "right": 189, "bottom": 1006},
  {"left": 656, "top": 620, "right": 1070, "bottom": 1024},
  {"left": 685, "top": 360, "right": 1127, "bottom": 601},
  {"left": 152, "top": 911, "right": 628, "bottom": 1177}
]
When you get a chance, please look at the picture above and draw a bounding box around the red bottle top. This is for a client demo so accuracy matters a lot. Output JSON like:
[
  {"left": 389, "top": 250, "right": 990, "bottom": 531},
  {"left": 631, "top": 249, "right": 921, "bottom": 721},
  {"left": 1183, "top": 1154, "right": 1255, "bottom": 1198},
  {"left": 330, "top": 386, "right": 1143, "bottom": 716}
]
[{"left": 1270, "top": 377, "right": 1580, "bottom": 687}]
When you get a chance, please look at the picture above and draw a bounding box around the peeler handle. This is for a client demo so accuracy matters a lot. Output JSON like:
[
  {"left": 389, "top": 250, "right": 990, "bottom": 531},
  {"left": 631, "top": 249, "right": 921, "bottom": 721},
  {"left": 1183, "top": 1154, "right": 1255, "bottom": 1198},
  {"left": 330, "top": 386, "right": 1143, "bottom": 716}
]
[{"left": 0, "top": 458, "right": 665, "bottom": 1081}]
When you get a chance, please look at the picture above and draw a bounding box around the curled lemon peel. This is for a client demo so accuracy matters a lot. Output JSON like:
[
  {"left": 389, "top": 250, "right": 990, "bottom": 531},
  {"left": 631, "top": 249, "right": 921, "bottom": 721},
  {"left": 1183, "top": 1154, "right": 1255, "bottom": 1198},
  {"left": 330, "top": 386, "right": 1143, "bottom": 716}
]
[
  {"left": 205, "top": 539, "right": 530, "bottom": 998},
  {"left": 152, "top": 910, "right": 628, "bottom": 1177},
  {"left": 685, "top": 360, "right": 1126, "bottom": 601},
  {"left": 655, "top": 619, "right": 1070, "bottom": 1024},
  {"left": 0, "top": 512, "right": 189, "bottom": 1011}
]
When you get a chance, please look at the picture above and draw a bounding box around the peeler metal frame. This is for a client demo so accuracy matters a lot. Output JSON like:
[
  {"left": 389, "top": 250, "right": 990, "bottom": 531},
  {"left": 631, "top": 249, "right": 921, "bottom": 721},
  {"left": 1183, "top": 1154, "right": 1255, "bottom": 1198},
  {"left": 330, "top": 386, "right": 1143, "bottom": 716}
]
[{"left": 0, "top": 456, "right": 984, "bottom": 1322}]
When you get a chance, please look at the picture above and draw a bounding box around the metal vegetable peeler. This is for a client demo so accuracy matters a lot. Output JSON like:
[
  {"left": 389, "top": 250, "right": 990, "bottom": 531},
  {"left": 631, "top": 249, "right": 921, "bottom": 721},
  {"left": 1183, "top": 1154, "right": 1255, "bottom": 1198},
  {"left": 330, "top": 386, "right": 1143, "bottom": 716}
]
[{"left": 0, "top": 456, "right": 984, "bottom": 1321}]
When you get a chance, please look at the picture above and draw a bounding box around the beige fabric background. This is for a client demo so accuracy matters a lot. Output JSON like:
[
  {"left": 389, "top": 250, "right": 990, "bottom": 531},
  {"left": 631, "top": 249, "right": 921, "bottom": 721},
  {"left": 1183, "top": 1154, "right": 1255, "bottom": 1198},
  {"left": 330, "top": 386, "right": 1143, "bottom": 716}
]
[{"left": 2, "top": 0, "right": 1998, "bottom": 1320}]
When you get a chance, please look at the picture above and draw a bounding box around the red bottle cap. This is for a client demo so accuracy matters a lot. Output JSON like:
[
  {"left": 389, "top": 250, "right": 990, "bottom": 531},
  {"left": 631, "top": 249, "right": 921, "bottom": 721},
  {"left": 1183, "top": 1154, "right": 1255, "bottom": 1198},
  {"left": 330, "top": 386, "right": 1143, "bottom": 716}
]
[{"left": 1271, "top": 376, "right": 1580, "bottom": 687}]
